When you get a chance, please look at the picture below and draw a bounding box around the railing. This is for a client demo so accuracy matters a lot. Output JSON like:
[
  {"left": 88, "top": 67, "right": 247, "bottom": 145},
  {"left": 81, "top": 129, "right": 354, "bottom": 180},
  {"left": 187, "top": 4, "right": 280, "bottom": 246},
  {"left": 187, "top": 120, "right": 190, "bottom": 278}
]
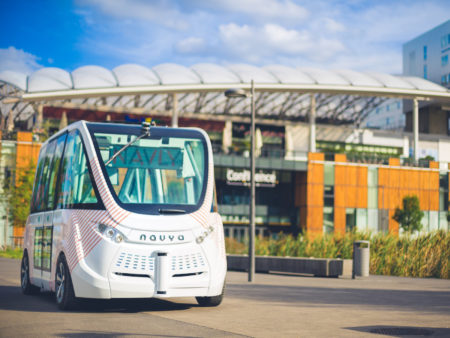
[
  {"left": 212, "top": 144, "right": 307, "bottom": 160},
  {"left": 212, "top": 144, "right": 446, "bottom": 169}
]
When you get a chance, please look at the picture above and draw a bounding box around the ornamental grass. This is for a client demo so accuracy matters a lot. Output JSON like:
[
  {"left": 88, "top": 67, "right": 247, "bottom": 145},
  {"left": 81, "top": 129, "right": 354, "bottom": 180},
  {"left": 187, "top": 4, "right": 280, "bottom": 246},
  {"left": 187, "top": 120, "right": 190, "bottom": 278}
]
[{"left": 225, "top": 230, "right": 449, "bottom": 279}]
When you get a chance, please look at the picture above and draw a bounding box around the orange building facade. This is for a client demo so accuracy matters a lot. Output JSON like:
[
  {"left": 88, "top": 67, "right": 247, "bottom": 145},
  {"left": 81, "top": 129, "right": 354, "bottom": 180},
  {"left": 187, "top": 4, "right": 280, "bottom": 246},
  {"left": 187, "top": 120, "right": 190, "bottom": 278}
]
[
  {"left": 299, "top": 152, "right": 449, "bottom": 235},
  {"left": 0, "top": 131, "right": 41, "bottom": 245}
]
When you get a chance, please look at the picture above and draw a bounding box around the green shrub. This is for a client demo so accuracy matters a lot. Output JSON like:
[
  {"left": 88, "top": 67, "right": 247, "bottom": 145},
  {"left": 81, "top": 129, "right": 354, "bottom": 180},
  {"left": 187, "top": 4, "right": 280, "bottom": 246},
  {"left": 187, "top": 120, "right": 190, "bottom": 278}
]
[
  {"left": 0, "top": 247, "right": 23, "bottom": 260},
  {"left": 225, "top": 231, "right": 449, "bottom": 279}
]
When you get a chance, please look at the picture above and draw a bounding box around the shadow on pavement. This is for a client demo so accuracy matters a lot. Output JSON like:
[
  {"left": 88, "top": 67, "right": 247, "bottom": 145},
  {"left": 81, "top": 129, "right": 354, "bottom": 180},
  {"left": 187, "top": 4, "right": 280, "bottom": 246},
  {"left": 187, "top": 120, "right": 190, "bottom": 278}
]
[
  {"left": 0, "top": 285, "right": 194, "bottom": 313},
  {"left": 225, "top": 284, "right": 450, "bottom": 313},
  {"left": 56, "top": 330, "right": 198, "bottom": 337},
  {"left": 345, "top": 325, "right": 450, "bottom": 337}
]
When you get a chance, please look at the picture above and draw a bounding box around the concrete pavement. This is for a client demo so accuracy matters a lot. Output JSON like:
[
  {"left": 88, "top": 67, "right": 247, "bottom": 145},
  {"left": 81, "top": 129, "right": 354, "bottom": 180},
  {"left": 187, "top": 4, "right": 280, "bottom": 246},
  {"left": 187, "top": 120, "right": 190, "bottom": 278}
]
[{"left": 0, "top": 257, "right": 449, "bottom": 337}]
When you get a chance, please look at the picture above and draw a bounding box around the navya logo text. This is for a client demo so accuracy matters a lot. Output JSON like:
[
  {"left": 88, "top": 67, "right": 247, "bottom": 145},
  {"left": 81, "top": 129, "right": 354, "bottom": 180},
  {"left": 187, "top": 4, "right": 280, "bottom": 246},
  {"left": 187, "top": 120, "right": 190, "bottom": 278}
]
[{"left": 139, "top": 233, "right": 185, "bottom": 243}]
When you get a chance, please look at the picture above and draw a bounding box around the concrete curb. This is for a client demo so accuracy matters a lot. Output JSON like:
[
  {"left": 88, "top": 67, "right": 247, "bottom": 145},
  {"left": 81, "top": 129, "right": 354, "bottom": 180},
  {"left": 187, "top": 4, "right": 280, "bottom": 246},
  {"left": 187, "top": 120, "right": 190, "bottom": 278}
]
[{"left": 227, "top": 254, "right": 353, "bottom": 277}]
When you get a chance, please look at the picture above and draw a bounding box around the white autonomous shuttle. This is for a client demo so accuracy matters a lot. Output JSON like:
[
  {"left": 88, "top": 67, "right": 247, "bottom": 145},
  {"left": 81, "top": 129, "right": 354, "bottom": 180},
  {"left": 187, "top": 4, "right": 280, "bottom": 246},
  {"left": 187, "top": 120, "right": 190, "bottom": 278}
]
[{"left": 21, "top": 121, "right": 227, "bottom": 310}]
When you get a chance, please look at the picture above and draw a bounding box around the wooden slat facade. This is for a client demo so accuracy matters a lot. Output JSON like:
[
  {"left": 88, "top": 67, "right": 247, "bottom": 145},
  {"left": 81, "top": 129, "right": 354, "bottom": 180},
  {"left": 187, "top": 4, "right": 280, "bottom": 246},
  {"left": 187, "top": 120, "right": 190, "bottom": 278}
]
[
  {"left": 305, "top": 152, "right": 324, "bottom": 235},
  {"left": 334, "top": 154, "right": 368, "bottom": 234}
]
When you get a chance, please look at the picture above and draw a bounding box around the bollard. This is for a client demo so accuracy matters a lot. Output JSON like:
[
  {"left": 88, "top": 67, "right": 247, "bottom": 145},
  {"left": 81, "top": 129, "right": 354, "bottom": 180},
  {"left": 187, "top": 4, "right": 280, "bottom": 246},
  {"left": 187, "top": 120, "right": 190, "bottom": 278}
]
[{"left": 352, "top": 240, "right": 370, "bottom": 279}]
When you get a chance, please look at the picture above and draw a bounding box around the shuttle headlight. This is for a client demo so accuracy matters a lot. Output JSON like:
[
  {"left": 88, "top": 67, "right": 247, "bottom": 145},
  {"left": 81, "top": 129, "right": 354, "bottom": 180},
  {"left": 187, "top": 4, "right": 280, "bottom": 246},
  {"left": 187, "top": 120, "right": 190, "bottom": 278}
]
[
  {"left": 97, "top": 223, "right": 126, "bottom": 244},
  {"left": 106, "top": 228, "right": 115, "bottom": 238}
]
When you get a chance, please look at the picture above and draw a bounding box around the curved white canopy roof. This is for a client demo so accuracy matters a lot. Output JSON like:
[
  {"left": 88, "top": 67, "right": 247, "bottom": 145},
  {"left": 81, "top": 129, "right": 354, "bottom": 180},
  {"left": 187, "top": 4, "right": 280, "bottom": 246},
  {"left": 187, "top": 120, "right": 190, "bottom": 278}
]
[
  {"left": 72, "top": 65, "right": 117, "bottom": 89},
  {"left": 1, "top": 63, "right": 449, "bottom": 125},
  {"left": 152, "top": 63, "right": 201, "bottom": 85},
  {"left": 1, "top": 62, "right": 448, "bottom": 97},
  {"left": 28, "top": 67, "right": 72, "bottom": 92},
  {"left": 191, "top": 63, "right": 240, "bottom": 84},
  {"left": 113, "top": 64, "right": 160, "bottom": 87}
]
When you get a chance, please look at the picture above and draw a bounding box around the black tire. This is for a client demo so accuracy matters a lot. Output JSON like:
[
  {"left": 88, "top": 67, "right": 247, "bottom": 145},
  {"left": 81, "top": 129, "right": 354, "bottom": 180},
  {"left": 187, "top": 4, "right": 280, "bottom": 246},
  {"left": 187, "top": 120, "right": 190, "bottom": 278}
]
[
  {"left": 55, "top": 254, "right": 76, "bottom": 310},
  {"left": 20, "top": 251, "right": 39, "bottom": 295},
  {"left": 196, "top": 284, "right": 225, "bottom": 307}
]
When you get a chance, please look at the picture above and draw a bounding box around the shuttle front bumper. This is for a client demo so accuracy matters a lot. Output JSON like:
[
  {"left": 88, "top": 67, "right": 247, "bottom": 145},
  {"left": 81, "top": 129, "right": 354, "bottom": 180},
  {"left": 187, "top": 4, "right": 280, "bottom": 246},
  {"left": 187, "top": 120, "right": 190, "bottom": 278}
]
[{"left": 71, "top": 241, "right": 225, "bottom": 299}]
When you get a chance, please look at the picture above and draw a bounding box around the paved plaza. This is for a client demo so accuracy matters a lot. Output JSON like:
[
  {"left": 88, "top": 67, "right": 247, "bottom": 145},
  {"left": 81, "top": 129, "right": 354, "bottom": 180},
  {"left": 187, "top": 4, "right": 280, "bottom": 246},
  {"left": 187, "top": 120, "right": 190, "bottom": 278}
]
[{"left": 0, "top": 257, "right": 449, "bottom": 337}]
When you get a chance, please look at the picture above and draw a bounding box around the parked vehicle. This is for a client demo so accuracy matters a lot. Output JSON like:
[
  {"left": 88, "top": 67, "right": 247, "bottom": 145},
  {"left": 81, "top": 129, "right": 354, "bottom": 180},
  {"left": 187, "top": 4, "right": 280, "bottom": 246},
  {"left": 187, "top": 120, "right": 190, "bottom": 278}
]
[{"left": 20, "top": 121, "right": 226, "bottom": 310}]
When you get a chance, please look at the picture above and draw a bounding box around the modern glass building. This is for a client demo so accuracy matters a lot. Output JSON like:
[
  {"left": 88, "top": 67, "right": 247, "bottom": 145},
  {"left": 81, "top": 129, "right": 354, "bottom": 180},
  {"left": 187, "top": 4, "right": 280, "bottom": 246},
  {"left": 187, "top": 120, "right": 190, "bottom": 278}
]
[{"left": 403, "top": 20, "right": 450, "bottom": 136}]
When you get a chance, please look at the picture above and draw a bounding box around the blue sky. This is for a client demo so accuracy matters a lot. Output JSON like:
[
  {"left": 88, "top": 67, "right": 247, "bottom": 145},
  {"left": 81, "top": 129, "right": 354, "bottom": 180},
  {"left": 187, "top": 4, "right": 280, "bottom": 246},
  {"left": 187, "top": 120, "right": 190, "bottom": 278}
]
[{"left": 1, "top": 0, "right": 449, "bottom": 75}]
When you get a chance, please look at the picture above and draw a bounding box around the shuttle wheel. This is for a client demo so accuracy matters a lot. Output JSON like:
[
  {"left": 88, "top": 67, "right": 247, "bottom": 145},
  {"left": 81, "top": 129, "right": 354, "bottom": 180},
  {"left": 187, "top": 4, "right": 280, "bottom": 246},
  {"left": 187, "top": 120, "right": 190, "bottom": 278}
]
[
  {"left": 196, "top": 284, "right": 225, "bottom": 307},
  {"left": 55, "top": 254, "right": 76, "bottom": 310},
  {"left": 20, "top": 251, "right": 39, "bottom": 295}
]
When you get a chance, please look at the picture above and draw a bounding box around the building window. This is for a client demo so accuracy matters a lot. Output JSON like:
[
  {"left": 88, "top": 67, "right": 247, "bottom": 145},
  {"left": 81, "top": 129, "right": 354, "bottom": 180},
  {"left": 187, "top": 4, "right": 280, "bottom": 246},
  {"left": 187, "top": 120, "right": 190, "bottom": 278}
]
[
  {"left": 442, "top": 75, "right": 448, "bottom": 85},
  {"left": 424, "top": 65, "right": 428, "bottom": 79},
  {"left": 324, "top": 185, "right": 334, "bottom": 208},
  {"left": 323, "top": 206, "right": 334, "bottom": 234},
  {"left": 442, "top": 55, "right": 449, "bottom": 67},
  {"left": 324, "top": 164, "right": 334, "bottom": 186},
  {"left": 408, "top": 51, "right": 416, "bottom": 74},
  {"left": 346, "top": 208, "right": 356, "bottom": 232},
  {"left": 323, "top": 183, "right": 334, "bottom": 234},
  {"left": 423, "top": 45, "right": 427, "bottom": 60},
  {"left": 442, "top": 35, "right": 448, "bottom": 49}
]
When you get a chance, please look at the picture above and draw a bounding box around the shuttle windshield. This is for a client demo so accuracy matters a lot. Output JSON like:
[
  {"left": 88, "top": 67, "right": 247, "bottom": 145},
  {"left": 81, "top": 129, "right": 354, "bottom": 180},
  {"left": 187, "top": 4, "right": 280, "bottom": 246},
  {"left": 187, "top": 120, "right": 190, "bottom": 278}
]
[{"left": 87, "top": 124, "right": 208, "bottom": 215}]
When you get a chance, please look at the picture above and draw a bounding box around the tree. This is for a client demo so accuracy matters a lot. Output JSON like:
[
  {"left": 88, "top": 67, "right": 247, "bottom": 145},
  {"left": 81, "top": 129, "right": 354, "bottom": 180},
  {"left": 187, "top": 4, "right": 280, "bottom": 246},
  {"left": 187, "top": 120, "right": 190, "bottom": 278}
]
[
  {"left": 4, "top": 162, "right": 36, "bottom": 228},
  {"left": 392, "top": 195, "right": 424, "bottom": 233}
]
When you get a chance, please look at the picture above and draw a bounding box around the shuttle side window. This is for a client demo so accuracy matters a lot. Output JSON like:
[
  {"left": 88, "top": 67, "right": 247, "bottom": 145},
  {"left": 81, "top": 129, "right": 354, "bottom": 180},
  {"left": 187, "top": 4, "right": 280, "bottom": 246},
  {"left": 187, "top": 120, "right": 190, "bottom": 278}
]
[
  {"left": 46, "top": 134, "right": 67, "bottom": 210},
  {"left": 32, "top": 140, "right": 57, "bottom": 213},
  {"left": 30, "top": 144, "right": 47, "bottom": 213},
  {"left": 57, "top": 130, "right": 99, "bottom": 209}
]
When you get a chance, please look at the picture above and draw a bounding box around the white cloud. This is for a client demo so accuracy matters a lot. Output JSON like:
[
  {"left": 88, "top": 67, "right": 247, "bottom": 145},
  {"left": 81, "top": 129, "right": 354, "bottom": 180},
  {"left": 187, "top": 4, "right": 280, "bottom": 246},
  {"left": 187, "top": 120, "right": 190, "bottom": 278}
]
[
  {"left": 175, "top": 37, "right": 206, "bottom": 54},
  {"left": 0, "top": 47, "right": 41, "bottom": 74},
  {"left": 192, "top": 0, "right": 308, "bottom": 23},
  {"left": 218, "top": 23, "right": 345, "bottom": 63},
  {"left": 77, "top": 0, "right": 189, "bottom": 30},
  {"left": 72, "top": 0, "right": 450, "bottom": 74},
  {"left": 323, "top": 18, "right": 345, "bottom": 33}
]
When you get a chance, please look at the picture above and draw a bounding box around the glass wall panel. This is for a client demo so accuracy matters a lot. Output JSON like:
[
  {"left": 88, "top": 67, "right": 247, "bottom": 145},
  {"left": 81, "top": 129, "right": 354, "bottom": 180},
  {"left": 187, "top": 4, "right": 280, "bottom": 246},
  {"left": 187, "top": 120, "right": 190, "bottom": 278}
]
[
  {"left": 368, "top": 167, "right": 378, "bottom": 209},
  {"left": 324, "top": 164, "right": 334, "bottom": 186},
  {"left": 323, "top": 206, "right": 334, "bottom": 233},
  {"left": 421, "top": 211, "right": 429, "bottom": 232},
  {"left": 439, "top": 211, "right": 448, "bottom": 230},
  {"left": 368, "top": 167, "right": 378, "bottom": 186},
  {"left": 429, "top": 211, "right": 439, "bottom": 232},
  {"left": 356, "top": 208, "right": 368, "bottom": 231},
  {"left": 368, "top": 209, "right": 378, "bottom": 232}
]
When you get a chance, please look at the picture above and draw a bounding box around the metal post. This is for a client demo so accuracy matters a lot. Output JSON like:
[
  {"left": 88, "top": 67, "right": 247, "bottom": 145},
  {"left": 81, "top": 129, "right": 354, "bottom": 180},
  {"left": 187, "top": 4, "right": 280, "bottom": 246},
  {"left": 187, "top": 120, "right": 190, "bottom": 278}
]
[
  {"left": 171, "top": 93, "right": 178, "bottom": 127},
  {"left": 249, "top": 80, "right": 256, "bottom": 282},
  {"left": 352, "top": 242, "right": 356, "bottom": 279},
  {"left": 309, "top": 93, "right": 316, "bottom": 153},
  {"left": 413, "top": 98, "right": 419, "bottom": 162}
]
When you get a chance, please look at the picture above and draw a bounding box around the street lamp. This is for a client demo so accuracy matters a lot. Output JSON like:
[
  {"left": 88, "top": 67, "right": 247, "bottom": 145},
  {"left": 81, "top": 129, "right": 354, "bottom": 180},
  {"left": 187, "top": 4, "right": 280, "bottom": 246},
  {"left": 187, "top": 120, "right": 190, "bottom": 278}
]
[{"left": 224, "top": 80, "right": 256, "bottom": 282}]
